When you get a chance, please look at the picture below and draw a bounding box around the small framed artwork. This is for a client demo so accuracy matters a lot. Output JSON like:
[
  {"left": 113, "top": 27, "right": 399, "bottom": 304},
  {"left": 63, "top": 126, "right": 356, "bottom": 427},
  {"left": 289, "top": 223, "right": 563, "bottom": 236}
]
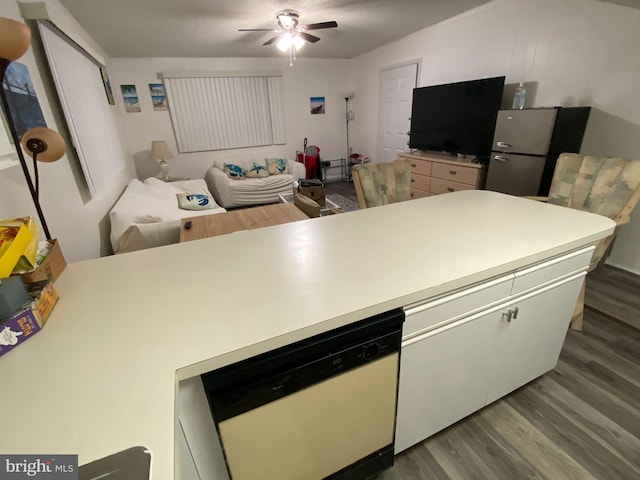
[
  {"left": 149, "top": 83, "right": 168, "bottom": 111},
  {"left": 120, "top": 84, "right": 141, "bottom": 113},
  {"left": 310, "top": 97, "right": 325, "bottom": 115},
  {"left": 100, "top": 66, "right": 115, "bottom": 105},
  {"left": 1, "top": 62, "right": 47, "bottom": 137}
]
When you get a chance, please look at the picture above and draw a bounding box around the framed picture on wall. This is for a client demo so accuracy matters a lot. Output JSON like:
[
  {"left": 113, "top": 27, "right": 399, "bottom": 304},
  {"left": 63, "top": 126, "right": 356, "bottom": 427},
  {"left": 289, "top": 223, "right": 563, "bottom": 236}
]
[
  {"left": 310, "top": 97, "right": 325, "bottom": 115},
  {"left": 149, "top": 83, "right": 168, "bottom": 111},
  {"left": 120, "top": 84, "right": 141, "bottom": 113},
  {"left": 100, "top": 66, "right": 115, "bottom": 105},
  {"left": 1, "top": 62, "right": 47, "bottom": 138}
]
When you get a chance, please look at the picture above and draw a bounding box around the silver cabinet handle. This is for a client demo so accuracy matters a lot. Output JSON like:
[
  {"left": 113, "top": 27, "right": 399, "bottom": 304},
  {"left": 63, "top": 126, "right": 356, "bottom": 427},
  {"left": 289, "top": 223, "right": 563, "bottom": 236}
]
[
  {"left": 496, "top": 141, "right": 511, "bottom": 148},
  {"left": 512, "top": 307, "right": 519, "bottom": 319},
  {"left": 494, "top": 156, "right": 509, "bottom": 162},
  {"left": 502, "top": 310, "right": 513, "bottom": 322}
]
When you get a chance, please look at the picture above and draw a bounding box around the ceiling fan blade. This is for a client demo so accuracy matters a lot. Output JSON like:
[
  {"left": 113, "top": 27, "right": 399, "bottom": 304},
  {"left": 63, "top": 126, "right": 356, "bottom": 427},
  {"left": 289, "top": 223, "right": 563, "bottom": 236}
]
[
  {"left": 302, "top": 21, "right": 338, "bottom": 31},
  {"left": 263, "top": 34, "right": 282, "bottom": 46},
  {"left": 299, "top": 32, "right": 321, "bottom": 43},
  {"left": 238, "top": 28, "right": 277, "bottom": 32}
]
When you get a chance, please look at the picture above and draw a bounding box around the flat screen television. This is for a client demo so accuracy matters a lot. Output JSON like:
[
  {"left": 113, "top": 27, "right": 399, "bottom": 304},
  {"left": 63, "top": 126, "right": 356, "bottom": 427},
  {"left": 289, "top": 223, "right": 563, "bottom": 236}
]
[{"left": 409, "top": 76, "right": 505, "bottom": 159}]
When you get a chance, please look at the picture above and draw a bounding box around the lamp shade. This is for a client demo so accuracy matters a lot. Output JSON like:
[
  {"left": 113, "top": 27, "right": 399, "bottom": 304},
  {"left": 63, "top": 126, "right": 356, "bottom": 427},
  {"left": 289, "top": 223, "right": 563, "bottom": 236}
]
[
  {"left": 150, "top": 140, "right": 174, "bottom": 160},
  {"left": 0, "top": 17, "right": 31, "bottom": 61},
  {"left": 21, "top": 127, "right": 66, "bottom": 162}
]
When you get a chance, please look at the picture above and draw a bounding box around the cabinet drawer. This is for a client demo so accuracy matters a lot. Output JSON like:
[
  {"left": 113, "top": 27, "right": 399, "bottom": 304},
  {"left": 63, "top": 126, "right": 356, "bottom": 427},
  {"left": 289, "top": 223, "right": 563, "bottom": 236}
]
[
  {"left": 403, "top": 275, "right": 513, "bottom": 338},
  {"left": 512, "top": 246, "right": 594, "bottom": 295},
  {"left": 430, "top": 178, "right": 476, "bottom": 195},
  {"left": 406, "top": 158, "right": 432, "bottom": 177},
  {"left": 410, "top": 173, "right": 431, "bottom": 192},
  {"left": 431, "top": 163, "right": 480, "bottom": 186},
  {"left": 410, "top": 188, "right": 430, "bottom": 199}
]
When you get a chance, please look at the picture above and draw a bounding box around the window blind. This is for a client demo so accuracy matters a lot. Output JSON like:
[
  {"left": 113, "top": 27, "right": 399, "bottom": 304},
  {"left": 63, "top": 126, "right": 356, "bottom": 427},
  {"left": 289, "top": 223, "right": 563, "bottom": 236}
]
[
  {"left": 38, "top": 21, "right": 125, "bottom": 198},
  {"left": 162, "top": 72, "right": 285, "bottom": 153}
]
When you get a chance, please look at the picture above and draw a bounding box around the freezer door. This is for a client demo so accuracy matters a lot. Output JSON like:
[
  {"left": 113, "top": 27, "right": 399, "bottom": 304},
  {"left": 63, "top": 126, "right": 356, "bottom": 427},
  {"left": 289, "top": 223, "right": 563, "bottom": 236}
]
[
  {"left": 492, "top": 109, "right": 558, "bottom": 155},
  {"left": 485, "top": 153, "right": 547, "bottom": 196}
]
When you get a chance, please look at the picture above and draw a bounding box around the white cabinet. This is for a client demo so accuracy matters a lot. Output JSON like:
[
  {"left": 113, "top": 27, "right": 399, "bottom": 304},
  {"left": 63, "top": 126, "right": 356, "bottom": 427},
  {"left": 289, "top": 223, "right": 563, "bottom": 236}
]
[
  {"left": 396, "top": 309, "right": 495, "bottom": 452},
  {"left": 485, "top": 273, "right": 584, "bottom": 404},
  {"left": 396, "top": 247, "right": 592, "bottom": 454}
]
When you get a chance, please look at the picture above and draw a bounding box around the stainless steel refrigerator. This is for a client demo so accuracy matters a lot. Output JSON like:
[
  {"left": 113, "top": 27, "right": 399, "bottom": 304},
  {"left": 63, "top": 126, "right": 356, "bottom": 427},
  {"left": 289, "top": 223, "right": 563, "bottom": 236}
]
[{"left": 485, "top": 107, "right": 591, "bottom": 196}]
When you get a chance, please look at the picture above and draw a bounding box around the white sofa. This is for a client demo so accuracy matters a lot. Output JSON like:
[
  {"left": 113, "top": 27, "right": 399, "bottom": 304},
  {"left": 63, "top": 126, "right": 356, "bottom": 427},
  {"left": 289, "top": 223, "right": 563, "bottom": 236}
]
[
  {"left": 205, "top": 157, "right": 306, "bottom": 208},
  {"left": 109, "top": 177, "right": 226, "bottom": 254}
]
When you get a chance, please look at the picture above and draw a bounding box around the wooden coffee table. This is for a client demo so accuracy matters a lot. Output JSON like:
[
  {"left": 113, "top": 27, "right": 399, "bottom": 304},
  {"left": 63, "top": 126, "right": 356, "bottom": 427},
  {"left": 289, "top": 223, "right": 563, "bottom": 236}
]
[{"left": 180, "top": 202, "right": 309, "bottom": 242}]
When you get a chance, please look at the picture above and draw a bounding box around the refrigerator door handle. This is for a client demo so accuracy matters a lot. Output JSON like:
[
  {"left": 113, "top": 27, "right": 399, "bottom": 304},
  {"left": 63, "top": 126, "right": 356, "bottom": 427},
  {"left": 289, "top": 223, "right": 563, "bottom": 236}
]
[
  {"left": 494, "top": 155, "right": 509, "bottom": 162},
  {"left": 496, "top": 141, "right": 511, "bottom": 148}
]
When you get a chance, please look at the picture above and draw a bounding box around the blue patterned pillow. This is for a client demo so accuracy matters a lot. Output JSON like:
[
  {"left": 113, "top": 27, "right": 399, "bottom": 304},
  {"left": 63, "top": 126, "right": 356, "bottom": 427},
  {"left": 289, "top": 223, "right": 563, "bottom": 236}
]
[
  {"left": 266, "top": 158, "right": 288, "bottom": 175},
  {"left": 176, "top": 193, "right": 217, "bottom": 210},
  {"left": 245, "top": 162, "right": 270, "bottom": 178},
  {"left": 223, "top": 163, "right": 245, "bottom": 179}
]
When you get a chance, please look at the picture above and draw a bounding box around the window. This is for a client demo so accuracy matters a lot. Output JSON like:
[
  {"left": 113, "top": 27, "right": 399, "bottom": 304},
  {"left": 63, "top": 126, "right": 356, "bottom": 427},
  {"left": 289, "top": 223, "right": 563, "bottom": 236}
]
[
  {"left": 162, "top": 71, "right": 285, "bottom": 153},
  {"left": 38, "top": 21, "right": 125, "bottom": 198}
]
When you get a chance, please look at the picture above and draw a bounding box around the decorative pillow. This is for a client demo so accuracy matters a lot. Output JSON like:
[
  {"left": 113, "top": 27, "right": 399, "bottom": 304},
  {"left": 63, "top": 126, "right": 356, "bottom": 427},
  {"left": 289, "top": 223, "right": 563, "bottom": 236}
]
[
  {"left": 266, "top": 158, "right": 288, "bottom": 175},
  {"left": 176, "top": 193, "right": 217, "bottom": 210},
  {"left": 223, "top": 163, "right": 245, "bottom": 179},
  {"left": 245, "top": 162, "right": 270, "bottom": 178}
]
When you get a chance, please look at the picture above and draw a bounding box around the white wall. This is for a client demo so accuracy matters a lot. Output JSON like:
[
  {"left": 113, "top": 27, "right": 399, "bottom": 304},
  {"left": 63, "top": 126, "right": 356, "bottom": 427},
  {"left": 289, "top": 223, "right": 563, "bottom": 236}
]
[
  {"left": 0, "top": 0, "right": 133, "bottom": 262},
  {"left": 349, "top": 0, "right": 640, "bottom": 274},
  {"left": 109, "top": 57, "right": 353, "bottom": 181}
]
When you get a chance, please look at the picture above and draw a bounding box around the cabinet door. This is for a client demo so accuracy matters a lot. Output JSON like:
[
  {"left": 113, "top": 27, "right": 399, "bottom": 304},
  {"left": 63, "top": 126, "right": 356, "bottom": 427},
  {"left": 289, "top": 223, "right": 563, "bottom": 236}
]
[
  {"left": 485, "top": 273, "right": 585, "bottom": 404},
  {"left": 395, "top": 311, "right": 495, "bottom": 453}
]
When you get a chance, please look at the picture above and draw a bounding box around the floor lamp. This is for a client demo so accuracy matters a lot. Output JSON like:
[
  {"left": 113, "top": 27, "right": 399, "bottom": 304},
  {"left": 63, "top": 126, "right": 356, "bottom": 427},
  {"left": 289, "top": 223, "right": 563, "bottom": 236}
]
[
  {"left": 0, "top": 17, "right": 66, "bottom": 240},
  {"left": 343, "top": 93, "right": 354, "bottom": 180}
]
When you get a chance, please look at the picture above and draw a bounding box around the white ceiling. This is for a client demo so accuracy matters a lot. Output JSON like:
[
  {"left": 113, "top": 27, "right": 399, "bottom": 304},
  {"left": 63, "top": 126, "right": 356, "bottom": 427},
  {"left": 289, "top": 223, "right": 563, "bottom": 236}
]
[
  {"left": 57, "top": 0, "right": 640, "bottom": 59},
  {"left": 58, "top": 0, "right": 494, "bottom": 59}
]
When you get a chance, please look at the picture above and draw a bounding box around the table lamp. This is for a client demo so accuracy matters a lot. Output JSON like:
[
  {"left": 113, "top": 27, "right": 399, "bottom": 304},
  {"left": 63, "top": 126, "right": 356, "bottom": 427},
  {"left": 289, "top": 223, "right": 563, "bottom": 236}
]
[{"left": 150, "top": 140, "right": 174, "bottom": 181}]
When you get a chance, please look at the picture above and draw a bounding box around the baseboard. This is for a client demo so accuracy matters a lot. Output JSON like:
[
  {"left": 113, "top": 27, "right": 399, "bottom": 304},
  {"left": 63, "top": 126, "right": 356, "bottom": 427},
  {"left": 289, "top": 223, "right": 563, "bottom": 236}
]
[{"left": 603, "top": 260, "right": 640, "bottom": 277}]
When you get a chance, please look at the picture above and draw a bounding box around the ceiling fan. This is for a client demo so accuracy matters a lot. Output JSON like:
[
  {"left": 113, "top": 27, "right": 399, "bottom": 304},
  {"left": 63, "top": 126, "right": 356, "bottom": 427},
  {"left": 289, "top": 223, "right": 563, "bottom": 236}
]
[{"left": 239, "top": 10, "right": 338, "bottom": 64}]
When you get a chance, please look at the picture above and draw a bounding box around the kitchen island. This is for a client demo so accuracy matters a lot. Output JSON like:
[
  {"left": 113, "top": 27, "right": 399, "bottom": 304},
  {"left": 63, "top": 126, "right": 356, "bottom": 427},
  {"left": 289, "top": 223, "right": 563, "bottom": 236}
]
[{"left": 0, "top": 191, "right": 614, "bottom": 479}]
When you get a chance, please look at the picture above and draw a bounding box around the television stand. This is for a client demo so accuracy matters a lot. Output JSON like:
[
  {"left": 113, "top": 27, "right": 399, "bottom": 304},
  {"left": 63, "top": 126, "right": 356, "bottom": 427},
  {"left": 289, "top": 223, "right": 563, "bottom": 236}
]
[{"left": 397, "top": 151, "right": 488, "bottom": 198}]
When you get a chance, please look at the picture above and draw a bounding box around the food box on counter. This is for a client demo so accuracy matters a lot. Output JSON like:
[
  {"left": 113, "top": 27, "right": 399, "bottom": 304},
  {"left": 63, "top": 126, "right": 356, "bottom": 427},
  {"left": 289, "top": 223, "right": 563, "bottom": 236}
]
[
  {"left": 19, "top": 239, "right": 67, "bottom": 284},
  {"left": 0, "top": 217, "right": 37, "bottom": 278},
  {"left": 0, "top": 281, "right": 58, "bottom": 358}
]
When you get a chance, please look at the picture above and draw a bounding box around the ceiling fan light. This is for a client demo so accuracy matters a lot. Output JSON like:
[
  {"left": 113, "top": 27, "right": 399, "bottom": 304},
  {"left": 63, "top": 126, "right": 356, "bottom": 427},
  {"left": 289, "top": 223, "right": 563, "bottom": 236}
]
[
  {"left": 277, "top": 33, "right": 293, "bottom": 52},
  {"left": 293, "top": 35, "right": 305, "bottom": 50}
]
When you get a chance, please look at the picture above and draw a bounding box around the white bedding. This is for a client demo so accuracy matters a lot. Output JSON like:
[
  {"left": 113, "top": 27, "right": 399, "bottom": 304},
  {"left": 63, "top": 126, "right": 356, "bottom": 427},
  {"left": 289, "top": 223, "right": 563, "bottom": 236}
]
[{"left": 109, "top": 177, "right": 226, "bottom": 253}]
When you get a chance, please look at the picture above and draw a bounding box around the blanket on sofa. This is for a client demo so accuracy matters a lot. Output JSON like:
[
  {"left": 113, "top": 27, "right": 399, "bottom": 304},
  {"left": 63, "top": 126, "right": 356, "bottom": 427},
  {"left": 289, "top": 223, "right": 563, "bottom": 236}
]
[{"left": 109, "top": 177, "right": 226, "bottom": 254}]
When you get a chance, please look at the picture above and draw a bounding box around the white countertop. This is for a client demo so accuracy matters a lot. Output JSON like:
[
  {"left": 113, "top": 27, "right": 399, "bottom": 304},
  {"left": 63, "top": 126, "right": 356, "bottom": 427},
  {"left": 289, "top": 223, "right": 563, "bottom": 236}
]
[{"left": 0, "top": 191, "right": 614, "bottom": 478}]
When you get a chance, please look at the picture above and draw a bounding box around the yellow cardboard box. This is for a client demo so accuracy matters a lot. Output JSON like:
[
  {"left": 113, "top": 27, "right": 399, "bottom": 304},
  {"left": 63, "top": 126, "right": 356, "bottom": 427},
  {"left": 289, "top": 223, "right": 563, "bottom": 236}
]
[{"left": 0, "top": 217, "right": 37, "bottom": 278}]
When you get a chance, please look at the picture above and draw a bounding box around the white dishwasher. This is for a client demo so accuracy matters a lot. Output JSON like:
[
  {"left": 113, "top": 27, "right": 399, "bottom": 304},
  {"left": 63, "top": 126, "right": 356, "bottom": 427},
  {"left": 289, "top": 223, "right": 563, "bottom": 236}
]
[{"left": 201, "top": 309, "right": 404, "bottom": 480}]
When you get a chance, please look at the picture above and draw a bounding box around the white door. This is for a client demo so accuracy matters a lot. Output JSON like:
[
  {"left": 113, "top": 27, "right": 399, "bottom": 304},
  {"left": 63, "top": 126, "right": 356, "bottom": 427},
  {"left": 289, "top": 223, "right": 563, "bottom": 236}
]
[{"left": 377, "top": 62, "right": 418, "bottom": 162}]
